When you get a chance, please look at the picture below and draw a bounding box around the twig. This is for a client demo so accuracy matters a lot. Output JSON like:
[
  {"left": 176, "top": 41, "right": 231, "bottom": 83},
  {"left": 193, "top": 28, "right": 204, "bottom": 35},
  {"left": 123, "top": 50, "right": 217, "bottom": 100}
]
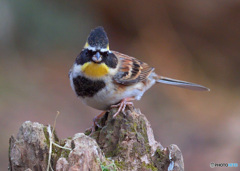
[{"left": 46, "top": 111, "right": 72, "bottom": 171}]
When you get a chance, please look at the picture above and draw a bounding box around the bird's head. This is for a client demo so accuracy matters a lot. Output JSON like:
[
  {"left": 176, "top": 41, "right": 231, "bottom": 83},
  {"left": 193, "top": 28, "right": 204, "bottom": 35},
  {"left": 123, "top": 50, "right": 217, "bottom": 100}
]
[
  {"left": 84, "top": 26, "right": 110, "bottom": 63},
  {"left": 74, "top": 26, "right": 118, "bottom": 78}
]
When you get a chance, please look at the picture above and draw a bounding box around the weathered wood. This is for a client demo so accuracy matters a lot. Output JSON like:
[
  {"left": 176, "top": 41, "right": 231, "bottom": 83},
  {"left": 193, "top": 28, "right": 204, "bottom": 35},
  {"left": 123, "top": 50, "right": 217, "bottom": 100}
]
[{"left": 9, "top": 106, "right": 184, "bottom": 171}]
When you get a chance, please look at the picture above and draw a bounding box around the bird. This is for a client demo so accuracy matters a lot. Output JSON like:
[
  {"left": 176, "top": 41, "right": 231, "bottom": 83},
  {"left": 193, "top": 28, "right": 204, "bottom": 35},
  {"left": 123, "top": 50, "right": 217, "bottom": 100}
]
[{"left": 69, "top": 26, "right": 209, "bottom": 130}]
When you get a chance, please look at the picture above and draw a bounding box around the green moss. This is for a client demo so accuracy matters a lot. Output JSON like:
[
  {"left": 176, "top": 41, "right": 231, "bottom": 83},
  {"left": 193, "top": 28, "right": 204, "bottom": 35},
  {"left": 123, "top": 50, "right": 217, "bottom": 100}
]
[
  {"left": 155, "top": 148, "right": 165, "bottom": 161},
  {"left": 119, "top": 129, "right": 127, "bottom": 141},
  {"left": 141, "top": 124, "right": 148, "bottom": 143},
  {"left": 43, "top": 126, "right": 51, "bottom": 165},
  {"left": 105, "top": 130, "right": 114, "bottom": 139},
  {"left": 53, "top": 129, "right": 59, "bottom": 142},
  {"left": 129, "top": 121, "right": 138, "bottom": 133},
  {"left": 84, "top": 129, "right": 91, "bottom": 136},
  {"left": 105, "top": 146, "right": 118, "bottom": 157},
  {"left": 133, "top": 122, "right": 137, "bottom": 130},
  {"left": 142, "top": 162, "right": 158, "bottom": 171},
  {"left": 153, "top": 148, "right": 169, "bottom": 170},
  {"left": 132, "top": 141, "right": 144, "bottom": 157},
  {"left": 136, "top": 132, "right": 144, "bottom": 141},
  {"left": 60, "top": 145, "right": 71, "bottom": 158},
  {"left": 105, "top": 150, "right": 114, "bottom": 157},
  {"left": 145, "top": 144, "right": 151, "bottom": 153},
  {"left": 114, "top": 160, "right": 126, "bottom": 170},
  {"left": 43, "top": 127, "right": 50, "bottom": 147},
  {"left": 105, "top": 142, "right": 129, "bottom": 158},
  {"left": 118, "top": 144, "right": 126, "bottom": 152},
  {"left": 97, "top": 158, "right": 117, "bottom": 171},
  {"left": 132, "top": 142, "right": 138, "bottom": 153}
]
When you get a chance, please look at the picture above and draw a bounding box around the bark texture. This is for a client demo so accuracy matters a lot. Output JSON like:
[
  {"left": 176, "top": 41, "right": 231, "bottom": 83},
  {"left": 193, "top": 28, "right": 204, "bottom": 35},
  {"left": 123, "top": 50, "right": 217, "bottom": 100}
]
[{"left": 9, "top": 106, "right": 184, "bottom": 171}]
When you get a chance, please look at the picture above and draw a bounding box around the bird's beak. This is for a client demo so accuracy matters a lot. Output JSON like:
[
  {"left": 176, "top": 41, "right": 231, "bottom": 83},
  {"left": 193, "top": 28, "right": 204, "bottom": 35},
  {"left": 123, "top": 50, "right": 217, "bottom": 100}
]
[{"left": 92, "top": 52, "right": 102, "bottom": 63}]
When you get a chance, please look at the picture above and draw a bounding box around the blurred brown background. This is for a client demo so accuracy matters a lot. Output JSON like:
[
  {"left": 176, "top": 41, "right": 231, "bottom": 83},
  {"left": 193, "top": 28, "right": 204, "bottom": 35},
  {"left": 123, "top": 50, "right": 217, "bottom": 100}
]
[{"left": 1, "top": 0, "right": 240, "bottom": 170}]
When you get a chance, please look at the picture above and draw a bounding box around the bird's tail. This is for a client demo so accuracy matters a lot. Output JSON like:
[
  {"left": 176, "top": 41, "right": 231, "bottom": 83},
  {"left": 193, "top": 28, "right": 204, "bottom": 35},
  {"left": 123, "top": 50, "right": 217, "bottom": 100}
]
[{"left": 156, "top": 76, "right": 210, "bottom": 91}]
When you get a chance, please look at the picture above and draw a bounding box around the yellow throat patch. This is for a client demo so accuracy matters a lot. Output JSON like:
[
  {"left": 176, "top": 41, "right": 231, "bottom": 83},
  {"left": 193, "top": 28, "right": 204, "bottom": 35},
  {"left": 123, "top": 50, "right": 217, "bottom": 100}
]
[{"left": 81, "top": 62, "right": 109, "bottom": 78}]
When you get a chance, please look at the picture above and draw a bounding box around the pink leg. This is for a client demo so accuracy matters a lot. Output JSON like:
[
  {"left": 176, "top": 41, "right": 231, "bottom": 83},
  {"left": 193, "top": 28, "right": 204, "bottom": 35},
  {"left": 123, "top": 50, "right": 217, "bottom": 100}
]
[
  {"left": 91, "top": 111, "right": 106, "bottom": 134},
  {"left": 111, "top": 97, "right": 135, "bottom": 118}
]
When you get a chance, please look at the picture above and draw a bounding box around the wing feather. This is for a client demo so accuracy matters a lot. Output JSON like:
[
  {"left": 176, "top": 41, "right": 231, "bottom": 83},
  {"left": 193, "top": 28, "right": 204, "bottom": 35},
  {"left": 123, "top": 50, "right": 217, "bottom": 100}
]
[{"left": 112, "top": 51, "right": 154, "bottom": 85}]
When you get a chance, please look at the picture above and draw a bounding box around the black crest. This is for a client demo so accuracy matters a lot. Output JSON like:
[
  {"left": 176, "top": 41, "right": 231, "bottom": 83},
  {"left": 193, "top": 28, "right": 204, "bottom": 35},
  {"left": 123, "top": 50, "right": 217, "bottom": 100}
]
[{"left": 87, "top": 26, "right": 109, "bottom": 49}]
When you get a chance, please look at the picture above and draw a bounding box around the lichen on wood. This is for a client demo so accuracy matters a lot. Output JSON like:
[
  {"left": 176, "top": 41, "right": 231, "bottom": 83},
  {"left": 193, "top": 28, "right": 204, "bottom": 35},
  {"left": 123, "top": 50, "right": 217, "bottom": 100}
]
[{"left": 9, "top": 106, "right": 184, "bottom": 171}]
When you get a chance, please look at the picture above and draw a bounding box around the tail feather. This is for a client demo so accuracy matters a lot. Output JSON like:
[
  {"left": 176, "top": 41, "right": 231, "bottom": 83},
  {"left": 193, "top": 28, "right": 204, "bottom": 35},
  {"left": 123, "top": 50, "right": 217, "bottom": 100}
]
[{"left": 157, "top": 76, "right": 210, "bottom": 91}]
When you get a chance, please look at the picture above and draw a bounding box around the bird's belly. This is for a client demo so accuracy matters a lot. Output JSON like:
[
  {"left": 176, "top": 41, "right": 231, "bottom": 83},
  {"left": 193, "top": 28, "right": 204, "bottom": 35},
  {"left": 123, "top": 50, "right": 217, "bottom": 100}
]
[
  {"left": 82, "top": 83, "right": 148, "bottom": 110},
  {"left": 82, "top": 90, "right": 120, "bottom": 110},
  {"left": 82, "top": 97, "right": 116, "bottom": 110}
]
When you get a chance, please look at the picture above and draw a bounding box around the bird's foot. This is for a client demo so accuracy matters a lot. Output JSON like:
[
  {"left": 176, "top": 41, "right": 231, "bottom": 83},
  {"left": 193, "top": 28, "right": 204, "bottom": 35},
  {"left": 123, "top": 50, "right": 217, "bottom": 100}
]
[
  {"left": 111, "top": 98, "right": 134, "bottom": 118},
  {"left": 89, "top": 111, "right": 106, "bottom": 136}
]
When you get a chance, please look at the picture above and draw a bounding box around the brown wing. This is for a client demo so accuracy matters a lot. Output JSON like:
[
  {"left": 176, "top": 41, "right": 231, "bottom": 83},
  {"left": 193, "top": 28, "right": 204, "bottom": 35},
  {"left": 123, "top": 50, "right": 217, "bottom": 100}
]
[{"left": 112, "top": 51, "right": 154, "bottom": 85}]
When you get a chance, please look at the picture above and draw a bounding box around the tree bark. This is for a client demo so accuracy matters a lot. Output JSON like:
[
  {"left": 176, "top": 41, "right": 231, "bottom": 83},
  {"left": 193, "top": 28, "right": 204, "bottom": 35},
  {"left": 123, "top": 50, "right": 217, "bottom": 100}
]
[{"left": 9, "top": 106, "right": 184, "bottom": 171}]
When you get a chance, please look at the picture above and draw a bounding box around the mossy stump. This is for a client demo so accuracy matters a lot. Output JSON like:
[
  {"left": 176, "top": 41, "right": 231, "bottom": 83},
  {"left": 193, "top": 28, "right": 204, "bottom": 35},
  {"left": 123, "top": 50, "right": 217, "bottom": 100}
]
[{"left": 9, "top": 106, "right": 184, "bottom": 171}]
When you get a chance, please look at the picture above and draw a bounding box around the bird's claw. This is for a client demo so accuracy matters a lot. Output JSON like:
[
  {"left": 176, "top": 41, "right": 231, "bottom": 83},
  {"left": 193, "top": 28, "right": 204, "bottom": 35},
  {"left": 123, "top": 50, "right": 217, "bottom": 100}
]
[
  {"left": 89, "top": 111, "right": 106, "bottom": 136},
  {"left": 111, "top": 99, "right": 133, "bottom": 118}
]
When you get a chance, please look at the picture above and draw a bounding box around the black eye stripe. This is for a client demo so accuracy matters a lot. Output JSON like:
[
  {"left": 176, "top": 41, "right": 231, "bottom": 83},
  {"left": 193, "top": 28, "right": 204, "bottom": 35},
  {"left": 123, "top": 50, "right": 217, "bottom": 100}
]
[
  {"left": 102, "top": 52, "right": 109, "bottom": 57},
  {"left": 87, "top": 50, "right": 106, "bottom": 56},
  {"left": 76, "top": 49, "right": 92, "bottom": 65},
  {"left": 75, "top": 49, "right": 117, "bottom": 68}
]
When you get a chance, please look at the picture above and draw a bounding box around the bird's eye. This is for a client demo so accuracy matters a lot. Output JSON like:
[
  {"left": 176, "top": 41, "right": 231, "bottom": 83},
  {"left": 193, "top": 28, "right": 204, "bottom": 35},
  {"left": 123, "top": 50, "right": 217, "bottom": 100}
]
[
  {"left": 86, "top": 50, "right": 93, "bottom": 56},
  {"left": 102, "top": 52, "right": 108, "bottom": 57}
]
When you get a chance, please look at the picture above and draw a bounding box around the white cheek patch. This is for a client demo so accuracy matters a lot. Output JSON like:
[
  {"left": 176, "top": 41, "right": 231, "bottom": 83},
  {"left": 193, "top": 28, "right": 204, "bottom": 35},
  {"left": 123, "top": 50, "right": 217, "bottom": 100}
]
[
  {"left": 108, "top": 68, "right": 118, "bottom": 76},
  {"left": 72, "top": 64, "right": 83, "bottom": 77},
  {"left": 69, "top": 74, "right": 75, "bottom": 91}
]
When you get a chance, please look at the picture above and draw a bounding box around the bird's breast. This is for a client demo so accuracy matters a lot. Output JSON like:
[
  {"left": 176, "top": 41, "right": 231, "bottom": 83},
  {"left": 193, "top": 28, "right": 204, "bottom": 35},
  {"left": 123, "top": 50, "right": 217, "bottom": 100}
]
[{"left": 72, "top": 75, "right": 106, "bottom": 97}]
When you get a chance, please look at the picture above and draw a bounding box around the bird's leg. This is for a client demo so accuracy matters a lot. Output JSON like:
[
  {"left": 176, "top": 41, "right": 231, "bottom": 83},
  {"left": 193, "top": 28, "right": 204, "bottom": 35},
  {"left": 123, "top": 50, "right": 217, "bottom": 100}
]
[
  {"left": 91, "top": 111, "right": 106, "bottom": 134},
  {"left": 111, "top": 97, "right": 135, "bottom": 118}
]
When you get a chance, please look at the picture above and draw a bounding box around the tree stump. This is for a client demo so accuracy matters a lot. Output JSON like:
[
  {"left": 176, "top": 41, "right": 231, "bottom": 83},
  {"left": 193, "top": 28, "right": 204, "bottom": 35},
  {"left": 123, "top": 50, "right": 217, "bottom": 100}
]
[{"left": 9, "top": 106, "right": 184, "bottom": 171}]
